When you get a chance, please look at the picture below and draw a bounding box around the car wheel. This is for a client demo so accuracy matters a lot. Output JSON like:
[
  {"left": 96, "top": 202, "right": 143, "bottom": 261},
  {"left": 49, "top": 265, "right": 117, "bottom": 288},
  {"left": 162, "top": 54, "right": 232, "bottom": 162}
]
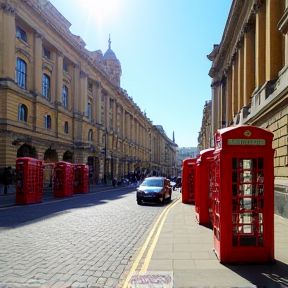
[{"left": 137, "top": 198, "right": 142, "bottom": 205}]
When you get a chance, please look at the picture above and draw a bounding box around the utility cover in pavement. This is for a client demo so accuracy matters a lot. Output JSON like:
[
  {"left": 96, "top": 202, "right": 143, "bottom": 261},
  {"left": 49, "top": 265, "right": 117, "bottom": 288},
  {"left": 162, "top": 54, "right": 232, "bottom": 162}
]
[{"left": 127, "top": 271, "right": 173, "bottom": 288}]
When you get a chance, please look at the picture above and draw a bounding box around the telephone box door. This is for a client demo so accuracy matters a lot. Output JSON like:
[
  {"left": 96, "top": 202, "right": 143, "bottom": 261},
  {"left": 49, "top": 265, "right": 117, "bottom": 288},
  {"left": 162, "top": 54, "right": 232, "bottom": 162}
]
[
  {"left": 53, "top": 162, "right": 74, "bottom": 198},
  {"left": 15, "top": 157, "right": 41, "bottom": 204},
  {"left": 182, "top": 158, "right": 197, "bottom": 204},
  {"left": 195, "top": 148, "right": 214, "bottom": 225},
  {"left": 74, "top": 164, "right": 89, "bottom": 194}
]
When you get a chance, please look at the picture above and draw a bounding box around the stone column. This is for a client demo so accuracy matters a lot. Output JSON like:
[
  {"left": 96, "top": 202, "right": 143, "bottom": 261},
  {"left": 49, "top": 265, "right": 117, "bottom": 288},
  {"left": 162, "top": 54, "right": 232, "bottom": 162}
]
[
  {"left": 73, "top": 64, "right": 80, "bottom": 112},
  {"left": 211, "top": 84, "right": 219, "bottom": 136},
  {"left": 104, "top": 91, "right": 109, "bottom": 130},
  {"left": 232, "top": 54, "right": 238, "bottom": 116},
  {"left": 226, "top": 68, "right": 233, "bottom": 123},
  {"left": 55, "top": 51, "right": 64, "bottom": 103},
  {"left": 95, "top": 82, "right": 101, "bottom": 124},
  {"left": 122, "top": 109, "right": 126, "bottom": 139},
  {"left": 113, "top": 100, "right": 117, "bottom": 132},
  {"left": 33, "top": 32, "right": 43, "bottom": 94},
  {"left": 278, "top": 1, "right": 288, "bottom": 66},
  {"left": 0, "top": 4, "right": 16, "bottom": 79},
  {"left": 237, "top": 46, "right": 244, "bottom": 109},
  {"left": 265, "top": 1, "right": 284, "bottom": 81},
  {"left": 80, "top": 70, "right": 88, "bottom": 115},
  {"left": 243, "top": 24, "right": 255, "bottom": 105},
  {"left": 255, "top": 5, "right": 266, "bottom": 87}
]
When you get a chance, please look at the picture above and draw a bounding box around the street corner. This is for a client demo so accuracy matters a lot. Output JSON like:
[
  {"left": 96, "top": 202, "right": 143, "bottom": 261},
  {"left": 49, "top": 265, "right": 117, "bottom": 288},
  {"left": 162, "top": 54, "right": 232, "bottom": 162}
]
[{"left": 126, "top": 271, "right": 173, "bottom": 288}]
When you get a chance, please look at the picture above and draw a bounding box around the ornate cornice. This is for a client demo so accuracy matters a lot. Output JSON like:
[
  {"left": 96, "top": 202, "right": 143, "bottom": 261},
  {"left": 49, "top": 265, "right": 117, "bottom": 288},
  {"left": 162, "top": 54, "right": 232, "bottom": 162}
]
[
  {"left": 80, "top": 70, "right": 89, "bottom": 78},
  {"left": 0, "top": 2, "right": 16, "bottom": 15},
  {"left": 57, "top": 51, "right": 64, "bottom": 58}
]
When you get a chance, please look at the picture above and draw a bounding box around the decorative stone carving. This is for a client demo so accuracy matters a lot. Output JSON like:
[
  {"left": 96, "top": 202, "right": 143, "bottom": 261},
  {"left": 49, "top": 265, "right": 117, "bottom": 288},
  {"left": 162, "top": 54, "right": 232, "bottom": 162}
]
[
  {"left": 57, "top": 51, "right": 64, "bottom": 58},
  {"left": 0, "top": 3, "right": 16, "bottom": 15},
  {"left": 80, "top": 70, "right": 89, "bottom": 78}
]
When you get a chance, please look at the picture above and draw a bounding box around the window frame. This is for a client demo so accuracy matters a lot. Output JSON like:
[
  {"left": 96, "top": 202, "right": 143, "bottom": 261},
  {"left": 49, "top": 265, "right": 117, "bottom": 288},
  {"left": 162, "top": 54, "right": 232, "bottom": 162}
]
[
  {"left": 87, "top": 102, "right": 92, "bottom": 119},
  {"left": 64, "top": 121, "right": 69, "bottom": 134},
  {"left": 42, "top": 46, "right": 51, "bottom": 59},
  {"left": 44, "top": 114, "right": 51, "bottom": 129},
  {"left": 63, "top": 61, "right": 68, "bottom": 72},
  {"left": 42, "top": 73, "right": 50, "bottom": 100},
  {"left": 88, "top": 129, "right": 93, "bottom": 141},
  {"left": 62, "top": 85, "right": 68, "bottom": 108},
  {"left": 15, "top": 57, "right": 27, "bottom": 89},
  {"left": 15, "top": 26, "right": 27, "bottom": 42}
]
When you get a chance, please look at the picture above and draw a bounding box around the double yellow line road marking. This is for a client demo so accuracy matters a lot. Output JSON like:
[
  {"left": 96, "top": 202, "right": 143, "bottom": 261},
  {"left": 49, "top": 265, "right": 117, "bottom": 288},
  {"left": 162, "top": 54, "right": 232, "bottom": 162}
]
[{"left": 122, "top": 197, "right": 181, "bottom": 287}]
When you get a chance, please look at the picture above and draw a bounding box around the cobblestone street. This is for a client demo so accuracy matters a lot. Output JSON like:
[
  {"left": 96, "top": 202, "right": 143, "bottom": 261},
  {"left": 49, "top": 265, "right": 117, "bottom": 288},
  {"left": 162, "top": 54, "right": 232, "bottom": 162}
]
[{"left": 0, "top": 187, "right": 180, "bottom": 288}]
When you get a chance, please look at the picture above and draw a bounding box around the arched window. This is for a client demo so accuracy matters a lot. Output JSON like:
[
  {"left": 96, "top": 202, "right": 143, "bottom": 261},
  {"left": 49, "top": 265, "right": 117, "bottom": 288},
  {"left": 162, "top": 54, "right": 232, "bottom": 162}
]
[
  {"left": 62, "top": 86, "right": 68, "bottom": 108},
  {"left": 18, "top": 104, "right": 28, "bottom": 122},
  {"left": 45, "top": 115, "right": 51, "bottom": 129},
  {"left": 15, "top": 58, "right": 27, "bottom": 89},
  {"left": 42, "top": 73, "right": 50, "bottom": 100},
  {"left": 16, "top": 26, "right": 27, "bottom": 42},
  {"left": 88, "top": 129, "right": 93, "bottom": 141}
]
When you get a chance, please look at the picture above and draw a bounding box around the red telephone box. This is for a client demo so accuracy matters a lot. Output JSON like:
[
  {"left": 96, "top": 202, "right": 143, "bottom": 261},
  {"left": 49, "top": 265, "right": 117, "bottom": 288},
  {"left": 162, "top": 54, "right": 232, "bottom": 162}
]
[
  {"left": 53, "top": 161, "right": 74, "bottom": 198},
  {"left": 74, "top": 164, "right": 89, "bottom": 194},
  {"left": 15, "top": 157, "right": 43, "bottom": 204},
  {"left": 210, "top": 125, "right": 274, "bottom": 263},
  {"left": 181, "top": 158, "right": 197, "bottom": 204},
  {"left": 195, "top": 148, "right": 214, "bottom": 225}
]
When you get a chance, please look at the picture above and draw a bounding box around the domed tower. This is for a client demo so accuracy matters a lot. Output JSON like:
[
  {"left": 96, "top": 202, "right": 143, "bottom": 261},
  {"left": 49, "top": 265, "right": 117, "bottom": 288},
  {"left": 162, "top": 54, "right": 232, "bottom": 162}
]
[{"left": 102, "top": 35, "right": 122, "bottom": 87}]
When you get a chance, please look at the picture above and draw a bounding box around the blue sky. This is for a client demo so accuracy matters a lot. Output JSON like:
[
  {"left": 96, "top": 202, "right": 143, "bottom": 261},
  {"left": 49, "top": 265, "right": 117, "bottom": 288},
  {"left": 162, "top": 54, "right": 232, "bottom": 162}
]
[{"left": 48, "top": 0, "right": 232, "bottom": 148}]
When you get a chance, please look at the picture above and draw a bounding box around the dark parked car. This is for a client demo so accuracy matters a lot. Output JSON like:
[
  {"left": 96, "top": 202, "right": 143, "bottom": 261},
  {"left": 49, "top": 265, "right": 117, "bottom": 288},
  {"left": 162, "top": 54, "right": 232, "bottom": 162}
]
[{"left": 136, "top": 177, "right": 172, "bottom": 205}]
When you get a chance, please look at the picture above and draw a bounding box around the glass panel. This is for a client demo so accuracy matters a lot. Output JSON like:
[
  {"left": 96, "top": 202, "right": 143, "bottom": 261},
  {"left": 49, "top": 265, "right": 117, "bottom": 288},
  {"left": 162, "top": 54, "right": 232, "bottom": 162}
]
[
  {"left": 243, "top": 171, "right": 253, "bottom": 182},
  {"left": 238, "top": 185, "right": 244, "bottom": 196},
  {"left": 232, "top": 171, "right": 238, "bottom": 182},
  {"left": 258, "top": 158, "right": 264, "bottom": 169},
  {"left": 243, "top": 159, "right": 252, "bottom": 169},
  {"left": 232, "top": 184, "right": 237, "bottom": 196},
  {"left": 232, "top": 158, "right": 238, "bottom": 169},
  {"left": 243, "top": 184, "right": 252, "bottom": 195},
  {"left": 259, "top": 213, "right": 263, "bottom": 223},
  {"left": 243, "top": 224, "right": 252, "bottom": 233},
  {"left": 242, "top": 198, "right": 252, "bottom": 210}
]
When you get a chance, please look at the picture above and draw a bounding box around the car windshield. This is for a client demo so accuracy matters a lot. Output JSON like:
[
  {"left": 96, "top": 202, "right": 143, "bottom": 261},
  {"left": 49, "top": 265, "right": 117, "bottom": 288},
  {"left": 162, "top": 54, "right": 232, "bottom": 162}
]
[{"left": 141, "top": 178, "right": 163, "bottom": 187}]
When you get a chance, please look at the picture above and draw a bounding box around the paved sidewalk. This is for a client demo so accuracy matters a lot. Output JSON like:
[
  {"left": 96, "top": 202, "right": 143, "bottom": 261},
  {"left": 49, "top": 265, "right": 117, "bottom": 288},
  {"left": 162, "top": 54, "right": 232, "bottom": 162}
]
[
  {"left": 2, "top": 187, "right": 288, "bottom": 287},
  {"left": 143, "top": 201, "right": 288, "bottom": 288}
]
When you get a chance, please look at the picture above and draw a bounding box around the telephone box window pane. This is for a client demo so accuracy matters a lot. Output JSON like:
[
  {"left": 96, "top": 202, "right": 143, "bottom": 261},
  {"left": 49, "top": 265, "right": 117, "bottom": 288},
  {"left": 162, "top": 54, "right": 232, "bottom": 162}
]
[
  {"left": 242, "top": 159, "right": 252, "bottom": 169},
  {"left": 241, "top": 171, "right": 253, "bottom": 182},
  {"left": 232, "top": 158, "right": 238, "bottom": 169},
  {"left": 232, "top": 184, "right": 237, "bottom": 196},
  {"left": 243, "top": 184, "right": 252, "bottom": 196},
  {"left": 258, "top": 158, "right": 264, "bottom": 169},
  {"left": 232, "top": 171, "right": 238, "bottom": 182}
]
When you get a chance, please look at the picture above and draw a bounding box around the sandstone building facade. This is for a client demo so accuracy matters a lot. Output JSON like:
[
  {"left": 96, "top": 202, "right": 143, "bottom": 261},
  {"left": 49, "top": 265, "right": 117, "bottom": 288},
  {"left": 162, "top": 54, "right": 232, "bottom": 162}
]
[
  {"left": 0, "top": 0, "right": 177, "bottom": 192},
  {"left": 200, "top": 0, "right": 288, "bottom": 181}
]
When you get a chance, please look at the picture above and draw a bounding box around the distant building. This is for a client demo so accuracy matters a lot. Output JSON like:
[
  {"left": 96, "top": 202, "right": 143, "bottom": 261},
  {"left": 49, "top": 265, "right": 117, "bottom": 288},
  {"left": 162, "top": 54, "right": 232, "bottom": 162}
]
[
  {"left": 0, "top": 0, "right": 177, "bottom": 193},
  {"left": 177, "top": 147, "right": 199, "bottom": 169}
]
